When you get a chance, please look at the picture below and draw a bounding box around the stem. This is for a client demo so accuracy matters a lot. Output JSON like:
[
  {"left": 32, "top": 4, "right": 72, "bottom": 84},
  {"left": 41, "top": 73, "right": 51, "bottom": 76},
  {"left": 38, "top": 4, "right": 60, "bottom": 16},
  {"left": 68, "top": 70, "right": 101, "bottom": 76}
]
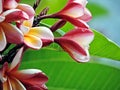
[
  {"left": 39, "top": 14, "right": 57, "bottom": 20},
  {"left": 0, "top": 44, "right": 24, "bottom": 64},
  {"left": 33, "top": 14, "right": 58, "bottom": 27},
  {"left": 50, "top": 20, "right": 66, "bottom": 32}
]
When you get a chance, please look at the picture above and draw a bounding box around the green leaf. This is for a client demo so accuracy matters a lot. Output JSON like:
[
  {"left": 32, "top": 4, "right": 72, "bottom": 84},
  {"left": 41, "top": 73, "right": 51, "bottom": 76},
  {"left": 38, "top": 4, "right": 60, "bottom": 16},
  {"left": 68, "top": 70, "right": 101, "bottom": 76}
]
[
  {"left": 90, "top": 30, "right": 120, "bottom": 61},
  {"left": 21, "top": 49, "right": 120, "bottom": 90}
]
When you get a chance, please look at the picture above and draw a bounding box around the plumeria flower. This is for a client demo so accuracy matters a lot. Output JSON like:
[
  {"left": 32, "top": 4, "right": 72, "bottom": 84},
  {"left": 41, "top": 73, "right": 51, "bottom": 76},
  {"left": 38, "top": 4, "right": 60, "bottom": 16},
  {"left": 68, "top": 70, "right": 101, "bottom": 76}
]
[
  {"left": 0, "top": 22, "right": 24, "bottom": 51},
  {"left": 54, "top": 28, "right": 94, "bottom": 62},
  {"left": 0, "top": 0, "right": 35, "bottom": 51},
  {"left": 69, "top": 0, "right": 92, "bottom": 22},
  {"left": 19, "top": 18, "right": 54, "bottom": 49},
  {"left": 0, "top": 47, "right": 48, "bottom": 90},
  {"left": 0, "top": 10, "right": 24, "bottom": 51},
  {"left": 3, "top": 0, "right": 35, "bottom": 20},
  {"left": 16, "top": 4, "right": 35, "bottom": 20},
  {"left": 53, "top": 0, "right": 91, "bottom": 28}
]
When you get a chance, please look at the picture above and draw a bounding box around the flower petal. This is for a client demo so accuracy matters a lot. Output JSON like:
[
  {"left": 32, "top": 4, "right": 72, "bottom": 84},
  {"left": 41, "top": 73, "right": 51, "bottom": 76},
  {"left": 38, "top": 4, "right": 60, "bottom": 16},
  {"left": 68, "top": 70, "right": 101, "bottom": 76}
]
[
  {"left": 69, "top": 0, "right": 87, "bottom": 6},
  {"left": 17, "top": 4, "right": 35, "bottom": 19},
  {"left": 19, "top": 25, "right": 30, "bottom": 35},
  {"left": 0, "top": 0, "right": 3, "bottom": 13},
  {"left": 54, "top": 28, "right": 94, "bottom": 62},
  {"left": 1, "top": 22, "right": 24, "bottom": 44},
  {"left": 0, "top": 15, "right": 5, "bottom": 22},
  {"left": 22, "top": 19, "right": 33, "bottom": 28},
  {"left": 27, "top": 26, "right": 54, "bottom": 42},
  {"left": 19, "top": 18, "right": 34, "bottom": 34},
  {"left": 59, "top": 15, "right": 89, "bottom": 28},
  {"left": 63, "top": 28, "right": 94, "bottom": 47},
  {"left": 9, "top": 47, "right": 23, "bottom": 71},
  {"left": 78, "top": 8, "right": 92, "bottom": 22},
  {"left": 54, "top": 0, "right": 91, "bottom": 27},
  {"left": 55, "top": 38, "right": 89, "bottom": 62},
  {"left": 0, "top": 62, "right": 8, "bottom": 83},
  {"left": 3, "top": 79, "right": 12, "bottom": 90},
  {"left": 57, "top": 2, "right": 84, "bottom": 18},
  {"left": 24, "top": 35, "right": 42, "bottom": 49},
  {"left": 9, "top": 77, "right": 26, "bottom": 90},
  {"left": 3, "top": 0, "right": 18, "bottom": 9},
  {"left": 14, "top": 69, "right": 48, "bottom": 90},
  {"left": 0, "top": 27, "right": 6, "bottom": 51},
  {"left": 2, "top": 9, "right": 29, "bottom": 22}
]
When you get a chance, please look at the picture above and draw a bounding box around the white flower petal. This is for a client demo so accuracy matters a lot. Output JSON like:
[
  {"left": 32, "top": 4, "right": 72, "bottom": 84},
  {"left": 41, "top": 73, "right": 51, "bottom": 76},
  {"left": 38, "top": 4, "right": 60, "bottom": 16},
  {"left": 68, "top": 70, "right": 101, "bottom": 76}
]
[
  {"left": 24, "top": 35, "right": 42, "bottom": 49},
  {"left": 0, "top": 16, "right": 5, "bottom": 22},
  {"left": 28, "top": 26, "right": 54, "bottom": 41},
  {"left": 0, "top": 27, "right": 6, "bottom": 51},
  {"left": 10, "top": 77, "right": 26, "bottom": 90},
  {"left": 10, "top": 47, "right": 23, "bottom": 71},
  {"left": 3, "top": 78, "right": 12, "bottom": 90},
  {"left": 0, "top": 0, "right": 3, "bottom": 13},
  {"left": 71, "top": 46, "right": 90, "bottom": 62},
  {"left": 20, "top": 69, "right": 42, "bottom": 74}
]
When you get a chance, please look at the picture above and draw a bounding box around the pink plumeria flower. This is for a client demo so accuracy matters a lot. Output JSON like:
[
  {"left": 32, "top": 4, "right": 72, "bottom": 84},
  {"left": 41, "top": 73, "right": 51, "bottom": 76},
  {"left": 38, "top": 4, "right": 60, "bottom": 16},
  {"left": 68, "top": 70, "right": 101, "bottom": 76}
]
[
  {"left": 53, "top": 0, "right": 91, "bottom": 28},
  {"left": 0, "top": 0, "right": 35, "bottom": 51},
  {"left": 70, "top": 0, "right": 92, "bottom": 22},
  {"left": 0, "top": 22, "right": 24, "bottom": 51},
  {"left": 19, "top": 18, "right": 54, "bottom": 49},
  {"left": 55, "top": 28, "right": 94, "bottom": 62},
  {"left": 3, "top": 0, "right": 35, "bottom": 20},
  {"left": 0, "top": 9, "right": 25, "bottom": 51},
  {"left": 0, "top": 47, "right": 48, "bottom": 90},
  {"left": 16, "top": 4, "right": 35, "bottom": 20}
]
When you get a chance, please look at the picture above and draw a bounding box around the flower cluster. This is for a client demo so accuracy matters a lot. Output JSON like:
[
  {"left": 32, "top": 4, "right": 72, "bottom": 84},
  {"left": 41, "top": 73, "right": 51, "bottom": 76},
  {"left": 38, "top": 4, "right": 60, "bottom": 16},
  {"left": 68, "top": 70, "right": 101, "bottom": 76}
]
[{"left": 0, "top": 0, "right": 94, "bottom": 90}]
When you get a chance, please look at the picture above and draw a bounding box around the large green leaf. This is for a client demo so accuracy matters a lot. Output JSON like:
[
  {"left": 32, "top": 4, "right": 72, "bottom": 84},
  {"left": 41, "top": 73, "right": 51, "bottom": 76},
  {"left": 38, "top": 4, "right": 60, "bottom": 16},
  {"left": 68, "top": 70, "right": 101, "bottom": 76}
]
[
  {"left": 21, "top": 49, "right": 120, "bottom": 90},
  {"left": 90, "top": 30, "right": 120, "bottom": 61}
]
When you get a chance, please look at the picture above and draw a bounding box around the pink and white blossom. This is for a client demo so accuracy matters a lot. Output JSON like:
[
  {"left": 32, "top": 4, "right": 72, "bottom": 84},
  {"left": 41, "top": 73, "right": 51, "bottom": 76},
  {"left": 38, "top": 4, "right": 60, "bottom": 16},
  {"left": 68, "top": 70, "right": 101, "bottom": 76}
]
[
  {"left": 53, "top": 0, "right": 92, "bottom": 28},
  {"left": 0, "top": 9, "right": 24, "bottom": 51},
  {"left": 3, "top": 0, "right": 35, "bottom": 19},
  {"left": 20, "top": 19, "right": 54, "bottom": 49},
  {"left": 55, "top": 28, "right": 94, "bottom": 62},
  {"left": 0, "top": 47, "right": 48, "bottom": 90},
  {"left": 0, "top": 0, "right": 35, "bottom": 51}
]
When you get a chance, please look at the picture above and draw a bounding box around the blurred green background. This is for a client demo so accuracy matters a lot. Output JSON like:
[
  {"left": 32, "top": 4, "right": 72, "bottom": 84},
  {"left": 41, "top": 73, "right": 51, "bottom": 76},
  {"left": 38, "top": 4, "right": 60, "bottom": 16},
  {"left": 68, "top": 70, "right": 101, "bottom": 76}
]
[{"left": 20, "top": 0, "right": 120, "bottom": 90}]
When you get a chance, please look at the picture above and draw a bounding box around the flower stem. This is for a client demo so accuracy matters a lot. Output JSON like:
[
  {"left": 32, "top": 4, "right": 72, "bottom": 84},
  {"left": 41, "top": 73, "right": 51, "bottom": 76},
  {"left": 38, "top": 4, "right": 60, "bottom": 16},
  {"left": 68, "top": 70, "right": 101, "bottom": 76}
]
[
  {"left": 0, "top": 44, "right": 24, "bottom": 64},
  {"left": 33, "top": 14, "right": 57, "bottom": 27}
]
